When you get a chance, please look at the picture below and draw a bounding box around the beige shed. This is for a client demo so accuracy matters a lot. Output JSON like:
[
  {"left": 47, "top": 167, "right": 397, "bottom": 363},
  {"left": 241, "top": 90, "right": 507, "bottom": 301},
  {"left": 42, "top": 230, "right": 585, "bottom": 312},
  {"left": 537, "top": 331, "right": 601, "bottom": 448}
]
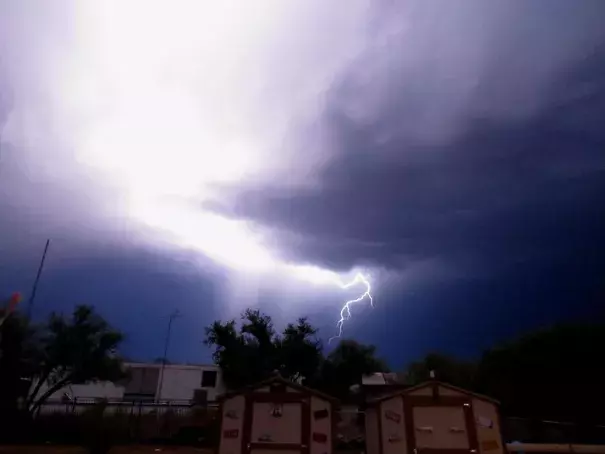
[
  {"left": 365, "top": 381, "right": 504, "bottom": 454},
  {"left": 218, "top": 375, "right": 339, "bottom": 454}
]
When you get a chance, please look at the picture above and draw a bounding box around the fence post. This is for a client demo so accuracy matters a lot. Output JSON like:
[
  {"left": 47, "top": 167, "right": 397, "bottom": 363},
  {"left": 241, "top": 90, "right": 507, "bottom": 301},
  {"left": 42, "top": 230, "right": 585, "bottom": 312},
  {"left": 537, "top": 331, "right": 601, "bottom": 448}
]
[
  {"left": 137, "top": 400, "right": 143, "bottom": 441},
  {"left": 128, "top": 400, "right": 135, "bottom": 441}
]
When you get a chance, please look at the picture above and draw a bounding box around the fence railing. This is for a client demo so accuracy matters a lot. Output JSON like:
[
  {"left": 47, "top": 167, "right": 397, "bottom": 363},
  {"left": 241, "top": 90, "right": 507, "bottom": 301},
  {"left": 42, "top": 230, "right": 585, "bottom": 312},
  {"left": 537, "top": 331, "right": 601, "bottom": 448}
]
[
  {"left": 35, "top": 400, "right": 605, "bottom": 445},
  {"left": 503, "top": 417, "right": 605, "bottom": 445},
  {"left": 38, "top": 398, "right": 217, "bottom": 417}
]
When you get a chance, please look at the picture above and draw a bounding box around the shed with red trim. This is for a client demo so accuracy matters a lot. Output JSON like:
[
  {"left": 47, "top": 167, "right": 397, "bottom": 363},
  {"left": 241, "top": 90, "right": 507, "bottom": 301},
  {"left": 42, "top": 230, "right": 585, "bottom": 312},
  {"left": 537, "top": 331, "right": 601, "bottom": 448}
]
[
  {"left": 218, "top": 375, "right": 339, "bottom": 454},
  {"left": 365, "top": 381, "right": 504, "bottom": 454}
]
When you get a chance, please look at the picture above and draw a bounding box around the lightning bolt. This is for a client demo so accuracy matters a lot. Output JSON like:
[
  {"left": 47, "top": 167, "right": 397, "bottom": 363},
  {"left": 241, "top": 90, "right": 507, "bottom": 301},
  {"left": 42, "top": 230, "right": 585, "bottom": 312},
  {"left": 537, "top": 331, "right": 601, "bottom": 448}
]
[
  {"left": 287, "top": 266, "right": 374, "bottom": 342},
  {"left": 329, "top": 273, "right": 373, "bottom": 343}
]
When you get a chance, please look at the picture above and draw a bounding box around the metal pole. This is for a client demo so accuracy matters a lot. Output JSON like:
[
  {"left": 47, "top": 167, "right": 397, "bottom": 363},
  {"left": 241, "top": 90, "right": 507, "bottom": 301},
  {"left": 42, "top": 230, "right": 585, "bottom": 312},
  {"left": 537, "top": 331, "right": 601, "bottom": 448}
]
[
  {"left": 27, "top": 239, "right": 50, "bottom": 318},
  {"left": 157, "top": 310, "right": 180, "bottom": 402}
]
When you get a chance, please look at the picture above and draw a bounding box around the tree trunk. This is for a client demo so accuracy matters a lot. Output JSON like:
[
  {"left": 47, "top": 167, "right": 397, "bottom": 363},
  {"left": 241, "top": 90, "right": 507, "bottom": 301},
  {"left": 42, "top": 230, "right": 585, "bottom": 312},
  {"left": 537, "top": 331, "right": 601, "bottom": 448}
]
[
  {"left": 26, "top": 370, "right": 51, "bottom": 410},
  {"left": 28, "top": 376, "right": 72, "bottom": 415}
]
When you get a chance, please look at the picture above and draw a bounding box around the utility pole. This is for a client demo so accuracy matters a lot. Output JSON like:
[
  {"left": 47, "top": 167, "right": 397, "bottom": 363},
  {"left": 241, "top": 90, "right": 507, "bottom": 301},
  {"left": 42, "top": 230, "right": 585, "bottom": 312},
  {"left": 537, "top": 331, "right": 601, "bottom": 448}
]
[
  {"left": 27, "top": 239, "right": 50, "bottom": 318},
  {"left": 156, "top": 309, "right": 180, "bottom": 402}
]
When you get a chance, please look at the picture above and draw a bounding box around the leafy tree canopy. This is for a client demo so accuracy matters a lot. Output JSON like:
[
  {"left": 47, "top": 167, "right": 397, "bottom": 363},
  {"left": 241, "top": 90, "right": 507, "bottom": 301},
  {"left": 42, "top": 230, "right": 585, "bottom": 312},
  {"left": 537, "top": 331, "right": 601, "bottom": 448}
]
[
  {"left": 403, "top": 322, "right": 605, "bottom": 423},
  {"left": 404, "top": 352, "right": 477, "bottom": 390},
  {"left": 204, "top": 309, "right": 388, "bottom": 395},
  {"left": 476, "top": 322, "right": 605, "bottom": 423},
  {"left": 314, "top": 339, "right": 390, "bottom": 399},
  {"left": 0, "top": 304, "right": 126, "bottom": 417}
]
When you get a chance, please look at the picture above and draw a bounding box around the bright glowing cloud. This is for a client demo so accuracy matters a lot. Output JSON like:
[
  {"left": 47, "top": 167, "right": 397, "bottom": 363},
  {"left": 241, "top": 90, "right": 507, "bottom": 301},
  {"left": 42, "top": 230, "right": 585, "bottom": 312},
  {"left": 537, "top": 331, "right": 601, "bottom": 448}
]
[{"left": 52, "top": 0, "right": 375, "bottom": 337}]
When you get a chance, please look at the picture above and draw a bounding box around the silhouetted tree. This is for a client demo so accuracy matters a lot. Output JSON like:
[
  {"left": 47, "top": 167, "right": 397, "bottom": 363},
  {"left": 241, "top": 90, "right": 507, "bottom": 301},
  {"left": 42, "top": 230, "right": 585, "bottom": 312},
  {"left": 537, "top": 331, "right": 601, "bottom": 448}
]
[
  {"left": 24, "top": 305, "right": 126, "bottom": 415},
  {"left": 0, "top": 309, "right": 40, "bottom": 420},
  {"left": 204, "top": 310, "right": 387, "bottom": 395},
  {"left": 312, "top": 339, "right": 389, "bottom": 399},
  {"left": 205, "top": 309, "right": 323, "bottom": 388},
  {"left": 278, "top": 317, "right": 323, "bottom": 384},
  {"left": 404, "top": 353, "right": 477, "bottom": 390},
  {"left": 476, "top": 322, "right": 605, "bottom": 423}
]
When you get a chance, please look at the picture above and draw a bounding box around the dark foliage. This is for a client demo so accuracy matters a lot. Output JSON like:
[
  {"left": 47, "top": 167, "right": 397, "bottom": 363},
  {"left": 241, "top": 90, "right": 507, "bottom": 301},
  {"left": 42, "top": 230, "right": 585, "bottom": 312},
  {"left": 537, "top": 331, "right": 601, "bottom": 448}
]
[{"left": 204, "top": 309, "right": 388, "bottom": 396}]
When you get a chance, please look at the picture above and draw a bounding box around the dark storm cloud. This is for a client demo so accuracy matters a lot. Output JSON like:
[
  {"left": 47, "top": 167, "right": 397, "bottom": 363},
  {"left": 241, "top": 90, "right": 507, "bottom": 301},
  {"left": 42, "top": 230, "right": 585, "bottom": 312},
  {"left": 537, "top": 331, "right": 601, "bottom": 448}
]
[
  {"left": 2, "top": 0, "right": 605, "bottom": 362},
  {"left": 213, "top": 1, "right": 605, "bottom": 276}
]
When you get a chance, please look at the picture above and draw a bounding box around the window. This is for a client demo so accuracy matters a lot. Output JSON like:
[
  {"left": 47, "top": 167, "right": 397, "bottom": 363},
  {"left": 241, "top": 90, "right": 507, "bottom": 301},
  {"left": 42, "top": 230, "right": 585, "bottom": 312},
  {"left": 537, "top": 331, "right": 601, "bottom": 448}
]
[{"left": 201, "top": 370, "right": 218, "bottom": 388}]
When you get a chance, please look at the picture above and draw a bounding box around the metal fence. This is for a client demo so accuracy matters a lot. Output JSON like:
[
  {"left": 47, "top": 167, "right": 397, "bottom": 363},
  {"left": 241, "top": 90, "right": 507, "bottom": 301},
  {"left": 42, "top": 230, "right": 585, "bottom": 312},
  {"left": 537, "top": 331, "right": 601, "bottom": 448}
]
[
  {"left": 34, "top": 399, "right": 365, "bottom": 446},
  {"left": 34, "top": 400, "right": 605, "bottom": 446},
  {"left": 31, "top": 399, "right": 219, "bottom": 445},
  {"left": 503, "top": 417, "right": 605, "bottom": 445},
  {"left": 38, "top": 398, "right": 215, "bottom": 417}
]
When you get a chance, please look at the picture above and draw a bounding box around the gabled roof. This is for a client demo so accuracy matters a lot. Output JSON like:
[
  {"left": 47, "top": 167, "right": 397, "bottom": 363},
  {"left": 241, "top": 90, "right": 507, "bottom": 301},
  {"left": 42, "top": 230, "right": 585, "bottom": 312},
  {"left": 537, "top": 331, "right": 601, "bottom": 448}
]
[
  {"left": 367, "top": 380, "right": 499, "bottom": 405},
  {"left": 218, "top": 374, "right": 340, "bottom": 403}
]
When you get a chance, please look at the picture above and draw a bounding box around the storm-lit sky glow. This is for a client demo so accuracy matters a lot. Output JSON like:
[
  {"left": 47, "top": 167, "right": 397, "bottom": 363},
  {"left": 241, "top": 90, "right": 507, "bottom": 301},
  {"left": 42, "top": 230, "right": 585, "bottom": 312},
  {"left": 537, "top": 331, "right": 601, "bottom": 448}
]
[{"left": 1, "top": 0, "right": 604, "bottom": 366}]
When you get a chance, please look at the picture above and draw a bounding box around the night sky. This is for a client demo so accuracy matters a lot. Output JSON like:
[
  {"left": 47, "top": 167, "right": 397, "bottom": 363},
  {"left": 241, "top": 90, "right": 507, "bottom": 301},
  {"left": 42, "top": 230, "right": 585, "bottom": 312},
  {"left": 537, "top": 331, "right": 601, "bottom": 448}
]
[{"left": 1, "top": 1, "right": 604, "bottom": 369}]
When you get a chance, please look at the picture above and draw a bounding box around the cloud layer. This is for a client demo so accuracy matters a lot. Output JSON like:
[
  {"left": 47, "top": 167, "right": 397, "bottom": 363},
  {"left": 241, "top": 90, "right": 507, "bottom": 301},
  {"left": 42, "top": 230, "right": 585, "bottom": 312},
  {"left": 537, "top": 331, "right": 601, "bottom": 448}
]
[
  {"left": 211, "top": 0, "right": 605, "bottom": 278},
  {"left": 2, "top": 0, "right": 605, "bottom": 355}
]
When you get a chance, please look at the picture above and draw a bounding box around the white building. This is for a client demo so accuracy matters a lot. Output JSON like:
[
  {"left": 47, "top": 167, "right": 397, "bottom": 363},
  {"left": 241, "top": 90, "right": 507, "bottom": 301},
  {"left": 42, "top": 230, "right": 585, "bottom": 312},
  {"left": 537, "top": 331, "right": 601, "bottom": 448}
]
[{"left": 41, "top": 362, "right": 226, "bottom": 405}]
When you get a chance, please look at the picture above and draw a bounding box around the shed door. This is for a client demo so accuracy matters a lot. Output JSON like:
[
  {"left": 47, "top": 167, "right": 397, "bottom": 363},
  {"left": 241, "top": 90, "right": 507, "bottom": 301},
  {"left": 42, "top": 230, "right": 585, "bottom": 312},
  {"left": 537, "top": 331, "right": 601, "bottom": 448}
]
[
  {"left": 244, "top": 394, "right": 310, "bottom": 454},
  {"left": 404, "top": 397, "right": 478, "bottom": 454}
]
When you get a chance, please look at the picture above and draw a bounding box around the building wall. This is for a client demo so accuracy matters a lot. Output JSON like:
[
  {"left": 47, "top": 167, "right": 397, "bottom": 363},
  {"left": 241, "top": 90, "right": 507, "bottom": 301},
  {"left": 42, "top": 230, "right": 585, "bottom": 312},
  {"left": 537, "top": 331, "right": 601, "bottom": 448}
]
[
  {"left": 337, "top": 404, "right": 363, "bottom": 443},
  {"left": 413, "top": 406, "right": 469, "bottom": 449},
  {"left": 310, "top": 397, "right": 332, "bottom": 454},
  {"left": 473, "top": 398, "right": 504, "bottom": 454},
  {"left": 438, "top": 385, "right": 465, "bottom": 397},
  {"left": 380, "top": 396, "right": 407, "bottom": 454},
  {"left": 256, "top": 385, "right": 301, "bottom": 393},
  {"left": 39, "top": 380, "right": 125, "bottom": 401},
  {"left": 219, "top": 395, "right": 245, "bottom": 454},
  {"left": 65, "top": 382, "right": 125, "bottom": 399},
  {"left": 252, "top": 402, "right": 302, "bottom": 444},
  {"left": 157, "top": 364, "right": 226, "bottom": 401},
  {"left": 365, "top": 407, "right": 380, "bottom": 454},
  {"left": 38, "top": 362, "right": 225, "bottom": 403},
  {"left": 408, "top": 386, "right": 432, "bottom": 396}
]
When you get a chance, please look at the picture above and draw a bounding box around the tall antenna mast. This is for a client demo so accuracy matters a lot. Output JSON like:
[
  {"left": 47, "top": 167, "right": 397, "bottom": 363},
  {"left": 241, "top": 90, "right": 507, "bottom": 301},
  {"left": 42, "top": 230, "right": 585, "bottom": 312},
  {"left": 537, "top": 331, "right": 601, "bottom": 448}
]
[
  {"left": 27, "top": 239, "right": 50, "bottom": 318},
  {"left": 157, "top": 309, "right": 181, "bottom": 402}
]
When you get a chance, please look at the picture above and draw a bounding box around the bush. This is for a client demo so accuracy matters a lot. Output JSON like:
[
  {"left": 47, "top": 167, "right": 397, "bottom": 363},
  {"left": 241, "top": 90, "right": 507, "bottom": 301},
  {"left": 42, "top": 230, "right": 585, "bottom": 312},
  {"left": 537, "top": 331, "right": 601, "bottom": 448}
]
[
  {"left": 173, "top": 416, "right": 220, "bottom": 447},
  {"left": 80, "top": 401, "right": 129, "bottom": 454},
  {"left": 30, "top": 413, "right": 83, "bottom": 444}
]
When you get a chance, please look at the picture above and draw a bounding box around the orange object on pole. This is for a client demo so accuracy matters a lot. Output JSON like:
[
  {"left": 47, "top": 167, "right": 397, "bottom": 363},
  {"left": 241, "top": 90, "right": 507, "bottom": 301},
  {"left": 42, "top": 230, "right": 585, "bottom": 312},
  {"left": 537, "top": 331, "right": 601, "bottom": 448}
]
[
  {"left": 8, "top": 292, "right": 22, "bottom": 312},
  {"left": 0, "top": 292, "right": 22, "bottom": 327}
]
